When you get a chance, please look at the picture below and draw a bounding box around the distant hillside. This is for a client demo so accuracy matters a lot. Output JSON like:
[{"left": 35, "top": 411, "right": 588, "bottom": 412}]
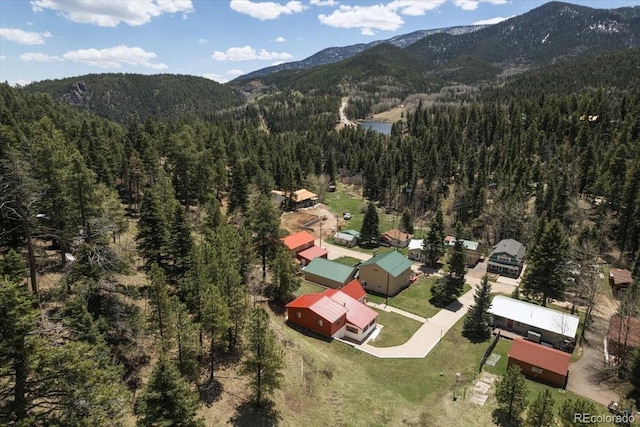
[
  {"left": 234, "top": 2, "right": 640, "bottom": 98},
  {"left": 234, "top": 25, "right": 486, "bottom": 82},
  {"left": 24, "top": 73, "right": 245, "bottom": 123}
]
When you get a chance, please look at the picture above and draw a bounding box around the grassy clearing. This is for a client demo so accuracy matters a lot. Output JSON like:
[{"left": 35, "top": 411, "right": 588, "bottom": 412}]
[
  {"left": 383, "top": 276, "right": 441, "bottom": 319},
  {"left": 368, "top": 310, "right": 423, "bottom": 347},
  {"left": 332, "top": 256, "right": 363, "bottom": 267}
]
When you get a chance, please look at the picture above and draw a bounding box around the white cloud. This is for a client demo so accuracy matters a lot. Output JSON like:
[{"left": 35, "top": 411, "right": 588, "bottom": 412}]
[
  {"left": 62, "top": 45, "right": 168, "bottom": 69},
  {"left": 9, "top": 79, "right": 33, "bottom": 87},
  {"left": 0, "top": 55, "right": 6, "bottom": 60},
  {"left": 198, "top": 38, "right": 208, "bottom": 44},
  {"left": 20, "top": 52, "right": 63, "bottom": 62},
  {"left": 0, "top": 28, "right": 51, "bottom": 45},
  {"left": 310, "top": 0, "right": 337, "bottom": 6},
  {"left": 229, "top": 0, "right": 305, "bottom": 20},
  {"left": 202, "top": 73, "right": 223, "bottom": 81},
  {"left": 453, "top": 0, "right": 507, "bottom": 12},
  {"left": 275, "top": 36, "right": 286, "bottom": 42},
  {"left": 389, "top": 0, "right": 447, "bottom": 16},
  {"left": 227, "top": 69, "right": 244, "bottom": 76},
  {"left": 30, "top": 0, "right": 193, "bottom": 27},
  {"left": 318, "top": 4, "right": 404, "bottom": 35},
  {"left": 212, "top": 45, "right": 293, "bottom": 61},
  {"left": 473, "top": 15, "right": 511, "bottom": 25}
]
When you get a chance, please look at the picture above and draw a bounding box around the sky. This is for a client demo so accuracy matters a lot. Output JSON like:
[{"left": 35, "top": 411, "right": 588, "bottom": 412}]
[{"left": 0, "top": 0, "right": 638, "bottom": 86}]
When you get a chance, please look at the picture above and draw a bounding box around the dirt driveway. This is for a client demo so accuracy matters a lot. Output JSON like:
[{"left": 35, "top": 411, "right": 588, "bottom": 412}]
[{"left": 566, "top": 291, "right": 621, "bottom": 405}]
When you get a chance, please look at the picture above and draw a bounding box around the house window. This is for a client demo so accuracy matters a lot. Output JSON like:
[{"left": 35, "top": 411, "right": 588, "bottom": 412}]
[
  {"left": 316, "top": 319, "right": 323, "bottom": 327},
  {"left": 531, "top": 366, "right": 543, "bottom": 374},
  {"left": 295, "top": 311, "right": 302, "bottom": 319},
  {"left": 346, "top": 326, "right": 358, "bottom": 334}
]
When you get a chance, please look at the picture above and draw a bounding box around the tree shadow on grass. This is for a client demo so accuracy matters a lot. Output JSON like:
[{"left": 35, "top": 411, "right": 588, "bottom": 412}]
[
  {"left": 229, "top": 399, "right": 281, "bottom": 427},
  {"left": 492, "top": 407, "right": 522, "bottom": 427},
  {"left": 199, "top": 377, "right": 223, "bottom": 407}
]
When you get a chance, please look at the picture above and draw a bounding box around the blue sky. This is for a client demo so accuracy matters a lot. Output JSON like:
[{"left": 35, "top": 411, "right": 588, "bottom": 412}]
[{"left": 0, "top": 0, "right": 637, "bottom": 86}]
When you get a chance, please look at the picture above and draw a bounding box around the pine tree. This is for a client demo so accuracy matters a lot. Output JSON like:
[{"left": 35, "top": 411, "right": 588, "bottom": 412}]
[
  {"left": 249, "top": 194, "right": 281, "bottom": 282},
  {"left": 495, "top": 365, "right": 528, "bottom": 427},
  {"left": 558, "top": 398, "right": 597, "bottom": 426},
  {"left": 526, "top": 389, "right": 555, "bottom": 427},
  {"left": 148, "top": 263, "right": 174, "bottom": 353},
  {"left": 201, "top": 283, "right": 230, "bottom": 382},
  {"left": 135, "top": 357, "right": 203, "bottom": 427},
  {"left": 463, "top": 275, "right": 493, "bottom": 341},
  {"left": 449, "top": 237, "right": 466, "bottom": 286},
  {"left": 172, "top": 298, "right": 202, "bottom": 383},
  {"left": 269, "top": 244, "right": 301, "bottom": 304},
  {"left": 227, "top": 159, "right": 248, "bottom": 215},
  {"left": 167, "top": 203, "right": 194, "bottom": 281},
  {"left": 136, "top": 187, "right": 169, "bottom": 271},
  {"left": 521, "top": 218, "right": 569, "bottom": 306},
  {"left": 240, "top": 307, "right": 284, "bottom": 407},
  {"left": 399, "top": 208, "right": 414, "bottom": 234},
  {"left": 0, "top": 248, "right": 26, "bottom": 283},
  {"left": 360, "top": 202, "right": 380, "bottom": 247},
  {"left": 423, "top": 208, "right": 445, "bottom": 267}
]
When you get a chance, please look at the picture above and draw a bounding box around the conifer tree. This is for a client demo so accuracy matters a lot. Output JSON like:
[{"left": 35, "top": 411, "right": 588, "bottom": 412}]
[
  {"left": 201, "top": 283, "right": 230, "bottom": 382},
  {"left": 630, "top": 346, "right": 640, "bottom": 393},
  {"left": 136, "top": 187, "right": 169, "bottom": 271},
  {"left": 270, "top": 244, "right": 301, "bottom": 304},
  {"left": 249, "top": 194, "right": 281, "bottom": 282},
  {"left": 463, "top": 275, "right": 493, "bottom": 340},
  {"left": 227, "top": 159, "right": 248, "bottom": 215},
  {"left": 521, "top": 218, "right": 569, "bottom": 306},
  {"left": 360, "top": 202, "right": 380, "bottom": 247},
  {"left": 135, "top": 357, "right": 203, "bottom": 427},
  {"left": 148, "top": 263, "right": 174, "bottom": 353},
  {"left": 240, "top": 307, "right": 284, "bottom": 407},
  {"left": 495, "top": 365, "right": 528, "bottom": 427},
  {"left": 167, "top": 203, "right": 194, "bottom": 281},
  {"left": 558, "top": 398, "right": 597, "bottom": 426},
  {"left": 423, "top": 208, "right": 445, "bottom": 267},
  {"left": 0, "top": 248, "right": 26, "bottom": 283},
  {"left": 172, "top": 298, "right": 201, "bottom": 383},
  {"left": 399, "top": 208, "right": 414, "bottom": 234},
  {"left": 526, "top": 389, "right": 555, "bottom": 427}
]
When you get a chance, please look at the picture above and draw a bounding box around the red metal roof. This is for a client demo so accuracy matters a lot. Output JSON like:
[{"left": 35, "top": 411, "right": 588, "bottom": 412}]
[
  {"left": 340, "top": 279, "right": 366, "bottom": 301},
  {"left": 286, "top": 293, "right": 323, "bottom": 309},
  {"left": 328, "top": 291, "right": 377, "bottom": 329},
  {"left": 282, "top": 230, "right": 316, "bottom": 251},
  {"left": 509, "top": 338, "right": 570, "bottom": 376},
  {"left": 309, "top": 296, "right": 347, "bottom": 323},
  {"left": 297, "top": 245, "right": 328, "bottom": 262}
]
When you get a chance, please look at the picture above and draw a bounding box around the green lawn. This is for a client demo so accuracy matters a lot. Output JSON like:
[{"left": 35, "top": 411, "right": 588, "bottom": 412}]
[
  {"left": 368, "top": 309, "right": 423, "bottom": 347},
  {"left": 332, "top": 256, "right": 363, "bottom": 267},
  {"left": 295, "top": 280, "right": 326, "bottom": 296}
]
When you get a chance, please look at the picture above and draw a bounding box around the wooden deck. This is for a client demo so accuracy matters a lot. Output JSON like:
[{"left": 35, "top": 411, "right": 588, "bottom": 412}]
[{"left": 493, "top": 328, "right": 522, "bottom": 340}]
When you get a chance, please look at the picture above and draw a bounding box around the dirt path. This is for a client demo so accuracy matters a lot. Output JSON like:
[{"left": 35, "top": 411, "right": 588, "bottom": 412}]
[{"left": 566, "top": 291, "right": 621, "bottom": 405}]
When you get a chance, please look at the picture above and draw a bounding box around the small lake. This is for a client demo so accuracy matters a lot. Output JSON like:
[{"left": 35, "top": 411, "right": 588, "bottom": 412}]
[{"left": 359, "top": 120, "right": 393, "bottom": 135}]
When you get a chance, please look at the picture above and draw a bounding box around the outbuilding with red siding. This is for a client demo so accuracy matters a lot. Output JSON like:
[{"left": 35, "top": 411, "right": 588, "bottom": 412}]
[{"left": 508, "top": 338, "right": 570, "bottom": 388}]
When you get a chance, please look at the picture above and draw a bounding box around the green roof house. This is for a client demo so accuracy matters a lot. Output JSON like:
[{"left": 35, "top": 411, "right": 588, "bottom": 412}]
[
  {"left": 358, "top": 251, "right": 413, "bottom": 296},
  {"left": 303, "top": 258, "right": 357, "bottom": 289}
]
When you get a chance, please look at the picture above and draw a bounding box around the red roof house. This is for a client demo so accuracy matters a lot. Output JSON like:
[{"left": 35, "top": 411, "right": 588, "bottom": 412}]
[
  {"left": 282, "top": 230, "right": 316, "bottom": 254},
  {"left": 286, "top": 288, "right": 377, "bottom": 343},
  {"left": 508, "top": 338, "right": 570, "bottom": 388},
  {"left": 297, "top": 245, "right": 328, "bottom": 266},
  {"left": 340, "top": 279, "right": 367, "bottom": 303}
]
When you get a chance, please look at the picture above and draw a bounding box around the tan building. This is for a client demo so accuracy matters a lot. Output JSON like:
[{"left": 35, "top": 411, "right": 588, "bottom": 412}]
[
  {"left": 358, "top": 251, "right": 413, "bottom": 296},
  {"left": 380, "top": 229, "right": 412, "bottom": 248}
]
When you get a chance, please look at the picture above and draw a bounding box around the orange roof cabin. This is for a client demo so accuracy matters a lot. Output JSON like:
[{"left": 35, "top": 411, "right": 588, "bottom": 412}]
[
  {"left": 282, "top": 230, "right": 316, "bottom": 254},
  {"left": 285, "top": 288, "right": 377, "bottom": 343},
  {"left": 609, "top": 268, "right": 633, "bottom": 292},
  {"left": 607, "top": 315, "right": 640, "bottom": 359},
  {"left": 508, "top": 338, "right": 570, "bottom": 388}
]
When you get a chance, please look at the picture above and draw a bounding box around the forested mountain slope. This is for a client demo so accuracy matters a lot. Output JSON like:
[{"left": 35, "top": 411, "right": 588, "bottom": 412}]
[{"left": 24, "top": 73, "right": 245, "bottom": 123}]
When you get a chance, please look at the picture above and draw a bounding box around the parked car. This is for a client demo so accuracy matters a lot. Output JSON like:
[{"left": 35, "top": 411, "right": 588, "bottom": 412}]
[{"left": 343, "top": 212, "right": 351, "bottom": 220}]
